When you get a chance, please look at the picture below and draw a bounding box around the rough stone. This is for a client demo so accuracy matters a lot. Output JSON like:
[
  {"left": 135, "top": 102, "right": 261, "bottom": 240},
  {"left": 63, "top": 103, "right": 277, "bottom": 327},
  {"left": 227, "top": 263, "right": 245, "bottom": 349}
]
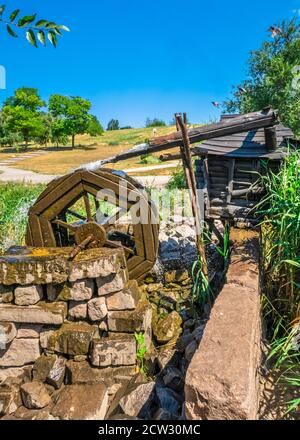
[
  {"left": 107, "top": 301, "right": 152, "bottom": 348},
  {"left": 157, "top": 348, "right": 180, "bottom": 370},
  {"left": 97, "top": 268, "right": 128, "bottom": 296},
  {"left": 155, "top": 382, "right": 182, "bottom": 415},
  {"left": 0, "top": 366, "right": 32, "bottom": 384},
  {"left": 185, "top": 340, "right": 197, "bottom": 363},
  {"left": 20, "top": 381, "right": 51, "bottom": 409},
  {"left": 51, "top": 383, "right": 108, "bottom": 420},
  {"left": 153, "top": 311, "right": 182, "bottom": 344},
  {"left": 109, "top": 380, "right": 156, "bottom": 418},
  {"left": 185, "top": 233, "right": 261, "bottom": 420},
  {"left": 68, "top": 301, "right": 87, "bottom": 320},
  {"left": 176, "top": 332, "right": 194, "bottom": 352},
  {"left": 10, "top": 404, "right": 55, "bottom": 420},
  {"left": 106, "top": 280, "right": 141, "bottom": 311},
  {"left": 0, "top": 302, "right": 67, "bottom": 324},
  {"left": 162, "top": 367, "right": 183, "bottom": 392},
  {"left": 0, "top": 384, "right": 22, "bottom": 415},
  {"left": 32, "top": 354, "right": 57, "bottom": 382},
  {"left": 68, "top": 279, "right": 94, "bottom": 301},
  {"left": 90, "top": 334, "right": 136, "bottom": 367},
  {"left": 0, "top": 338, "right": 40, "bottom": 367},
  {"left": 0, "top": 285, "right": 14, "bottom": 303},
  {"left": 46, "top": 283, "right": 71, "bottom": 302},
  {"left": 17, "top": 324, "right": 43, "bottom": 339},
  {"left": 0, "top": 322, "right": 17, "bottom": 348},
  {"left": 14, "top": 285, "right": 43, "bottom": 306},
  {"left": 65, "top": 360, "right": 135, "bottom": 385},
  {"left": 39, "top": 328, "right": 55, "bottom": 349},
  {"left": 47, "top": 322, "right": 96, "bottom": 356},
  {"left": 69, "top": 247, "right": 126, "bottom": 282},
  {"left": 87, "top": 297, "right": 107, "bottom": 321},
  {"left": 46, "top": 356, "right": 66, "bottom": 389}
]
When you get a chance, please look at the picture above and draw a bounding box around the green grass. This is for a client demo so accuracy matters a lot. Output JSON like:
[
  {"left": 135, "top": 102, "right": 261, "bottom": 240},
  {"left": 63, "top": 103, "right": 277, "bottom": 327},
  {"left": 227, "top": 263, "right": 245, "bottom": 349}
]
[
  {"left": 0, "top": 182, "right": 45, "bottom": 253},
  {"left": 258, "top": 149, "right": 300, "bottom": 414}
]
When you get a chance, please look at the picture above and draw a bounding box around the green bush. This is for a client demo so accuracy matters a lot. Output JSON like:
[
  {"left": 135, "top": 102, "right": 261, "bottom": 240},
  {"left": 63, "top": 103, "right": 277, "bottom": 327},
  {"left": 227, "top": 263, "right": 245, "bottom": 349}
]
[{"left": 139, "top": 154, "right": 161, "bottom": 165}]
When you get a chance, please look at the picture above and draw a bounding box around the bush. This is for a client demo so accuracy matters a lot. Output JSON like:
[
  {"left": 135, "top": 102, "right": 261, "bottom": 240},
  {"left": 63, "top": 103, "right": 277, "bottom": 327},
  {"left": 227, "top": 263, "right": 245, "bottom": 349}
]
[
  {"left": 139, "top": 154, "right": 161, "bottom": 165},
  {"left": 145, "top": 118, "right": 166, "bottom": 128},
  {"left": 166, "top": 166, "right": 187, "bottom": 190}
]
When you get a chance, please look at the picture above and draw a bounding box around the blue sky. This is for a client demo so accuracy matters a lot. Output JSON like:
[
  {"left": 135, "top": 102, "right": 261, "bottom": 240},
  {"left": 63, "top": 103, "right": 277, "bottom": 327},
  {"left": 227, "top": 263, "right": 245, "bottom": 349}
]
[{"left": 1, "top": 0, "right": 299, "bottom": 127}]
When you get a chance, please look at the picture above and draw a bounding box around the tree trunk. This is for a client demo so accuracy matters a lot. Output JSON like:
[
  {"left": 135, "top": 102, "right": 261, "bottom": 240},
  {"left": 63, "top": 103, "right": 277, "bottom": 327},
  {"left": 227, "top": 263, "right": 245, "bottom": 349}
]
[{"left": 72, "top": 134, "right": 75, "bottom": 149}]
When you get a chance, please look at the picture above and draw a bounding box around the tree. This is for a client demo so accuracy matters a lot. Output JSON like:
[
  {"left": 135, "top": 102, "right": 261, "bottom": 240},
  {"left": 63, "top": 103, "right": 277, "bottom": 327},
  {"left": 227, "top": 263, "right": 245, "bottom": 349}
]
[
  {"left": 223, "top": 19, "right": 300, "bottom": 136},
  {"left": 107, "top": 119, "right": 120, "bottom": 131},
  {"left": 4, "top": 87, "right": 45, "bottom": 111},
  {"left": 0, "top": 5, "right": 69, "bottom": 47},
  {"left": 145, "top": 117, "right": 166, "bottom": 127},
  {"left": 49, "top": 95, "right": 93, "bottom": 148},
  {"left": 2, "top": 87, "right": 45, "bottom": 148},
  {"left": 87, "top": 115, "right": 104, "bottom": 137}
]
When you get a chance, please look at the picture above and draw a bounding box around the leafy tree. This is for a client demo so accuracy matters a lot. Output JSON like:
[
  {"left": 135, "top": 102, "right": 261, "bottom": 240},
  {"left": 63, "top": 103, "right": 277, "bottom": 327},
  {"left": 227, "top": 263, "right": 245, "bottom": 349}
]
[
  {"left": 0, "top": 4, "right": 69, "bottom": 47},
  {"left": 50, "top": 119, "right": 69, "bottom": 147},
  {"left": 49, "top": 95, "right": 92, "bottom": 148},
  {"left": 2, "top": 87, "right": 45, "bottom": 148},
  {"left": 107, "top": 119, "right": 120, "bottom": 131},
  {"left": 4, "top": 87, "right": 45, "bottom": 111},
  {"left": 87, "top": 115, "right": 104, "bottom": 137},
  {"left": 223, "top": 19, "right": 300, "bottom": 136},
  {"left": 145, "top": 117, "right": 166, "bottom": 127},
  {"left": 2, "top": 106, "right": 44, "bottom": 148}
]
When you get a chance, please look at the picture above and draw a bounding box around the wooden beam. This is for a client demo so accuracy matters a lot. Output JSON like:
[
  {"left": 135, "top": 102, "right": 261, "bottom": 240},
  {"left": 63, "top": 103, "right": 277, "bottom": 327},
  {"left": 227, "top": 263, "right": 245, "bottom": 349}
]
[{"left": 264, "top": 126, "right": 278, "bottom": 151}]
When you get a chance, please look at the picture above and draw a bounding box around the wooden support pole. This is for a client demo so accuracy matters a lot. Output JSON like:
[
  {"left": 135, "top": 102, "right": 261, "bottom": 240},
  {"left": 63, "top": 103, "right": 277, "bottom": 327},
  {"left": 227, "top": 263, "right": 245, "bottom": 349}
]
[
  {"left": 175, "top": 113, "right": 208, "bottom": 278},
  {"left": 264, "top": 126, "right": 278, "bottom": 151}
]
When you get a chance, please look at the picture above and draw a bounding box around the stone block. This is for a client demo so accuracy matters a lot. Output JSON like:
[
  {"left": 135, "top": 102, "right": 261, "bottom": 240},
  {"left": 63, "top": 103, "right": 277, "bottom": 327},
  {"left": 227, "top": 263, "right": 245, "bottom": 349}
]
[
  {"left": 87, "top": 297, "right": 107, "bottom": 321},
  {"left": 65, "top": 360, "right": 135, "bottom": 385},
  {"left": 0, "top": 367, "right": 32, "bottom": 384},
  {"left": 107, "top": 301, "right": 152, "bottom": 349},
  {"left": 39, "top": 328, "right": 55, "bottom": 349},
  {"left": 32, "top": 355, "right": 57, "bottom": 382},
  {"left": 46, "top": 356, "right": 66, "bottom": 389},
  {"left": 47, "top": 322, "right": 97, "bottom": 356},
  {"left": 69, "top": 248, "right": 126, "bottom": 282},
  {"left": 0, "top": 383, "right": 22, "bottom": 415},
  {"left": 184, "top": 284, "right": 261, "bottom": 420},
  {"left": 0, "top": 338, "right": 40, "bottom": 367},
  {"left": 97, "top": 269, "right": 128, "bottom": 296},
  {"left": 0, "top": 302, "right": 67, "bottom": 325},
  {"left": 51, "top": 383, "right": 108, "bottom": 420},
  {"left": 0, "top": 285, "right": 14, "bottom": 303},
  {"left": 90, "top": 334, "right": 136, "bottom": 367},
  {"left": 68, "top": 301, "right": 87, "bottom": 320},
  {"left": 20, "top": 381, "right": 51, "bottom": 409},
  {"left": 0, "top": 322, "right": 17, "bottom": 348},
  {"left": 14, "top": 285, "right": 43, "bottom": 306},
  {"left": 106, "top": 280, "right": 141, "bottom": 311},
  {"left": 17, "top": 324, "right": 44, "bottom": 339}
]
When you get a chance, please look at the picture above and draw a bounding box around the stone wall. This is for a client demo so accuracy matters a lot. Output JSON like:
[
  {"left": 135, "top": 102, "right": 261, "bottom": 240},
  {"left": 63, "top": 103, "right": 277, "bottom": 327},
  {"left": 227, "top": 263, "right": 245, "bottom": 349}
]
[{"left": 0, "top": 246, "right": 152, "bottom": 419}]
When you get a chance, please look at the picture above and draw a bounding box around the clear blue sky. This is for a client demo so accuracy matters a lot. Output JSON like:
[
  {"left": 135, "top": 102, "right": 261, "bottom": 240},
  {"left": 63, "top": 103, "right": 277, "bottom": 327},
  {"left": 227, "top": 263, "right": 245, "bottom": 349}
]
[{"left": 1, "top": 0, "right": 299, "bottom": 127}]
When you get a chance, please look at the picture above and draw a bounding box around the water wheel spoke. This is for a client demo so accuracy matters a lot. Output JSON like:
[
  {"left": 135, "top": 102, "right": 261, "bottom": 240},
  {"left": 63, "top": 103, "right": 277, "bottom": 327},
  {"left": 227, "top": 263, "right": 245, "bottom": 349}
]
[
  {"left": 53, "top": 219, "right": 77, "bottom": 232},
  {"left": 105, "top": 239, "right": 135, "bottom": 255},
  {"left": 66, "top": 209, "right": 86, "bottom": 221},
  {"left": 83, "top": 193, "right": 93, "bottom": 222}
]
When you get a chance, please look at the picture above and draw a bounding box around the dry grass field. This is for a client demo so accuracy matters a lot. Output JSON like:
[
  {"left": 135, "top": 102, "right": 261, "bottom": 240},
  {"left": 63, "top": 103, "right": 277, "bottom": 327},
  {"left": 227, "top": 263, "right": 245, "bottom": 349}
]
[{"left": 3, "top": 125, "right": 187, "bottom": 175}]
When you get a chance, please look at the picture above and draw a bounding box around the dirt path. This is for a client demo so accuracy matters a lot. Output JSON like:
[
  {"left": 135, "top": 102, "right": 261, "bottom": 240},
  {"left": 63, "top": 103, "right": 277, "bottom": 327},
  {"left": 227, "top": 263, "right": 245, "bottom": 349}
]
[{"left": 0, "top": 164, "right": 171, "bottom": 187}]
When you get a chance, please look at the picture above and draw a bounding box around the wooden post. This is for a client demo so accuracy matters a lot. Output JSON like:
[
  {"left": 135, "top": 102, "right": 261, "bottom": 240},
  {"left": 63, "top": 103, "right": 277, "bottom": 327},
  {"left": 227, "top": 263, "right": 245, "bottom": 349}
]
[
  {"left": 264, "top": 126, "right": 278, "bottom": 151},
  {"left": 175, "top": 114, "right": 208, "bottom": 278}
]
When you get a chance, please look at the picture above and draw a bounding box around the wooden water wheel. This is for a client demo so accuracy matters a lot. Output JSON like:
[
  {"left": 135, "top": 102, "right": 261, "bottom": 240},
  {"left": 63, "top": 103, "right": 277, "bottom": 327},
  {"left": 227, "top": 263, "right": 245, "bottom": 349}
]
[{"left": 25, "top": 168, "right": 159, "bottom": 280}]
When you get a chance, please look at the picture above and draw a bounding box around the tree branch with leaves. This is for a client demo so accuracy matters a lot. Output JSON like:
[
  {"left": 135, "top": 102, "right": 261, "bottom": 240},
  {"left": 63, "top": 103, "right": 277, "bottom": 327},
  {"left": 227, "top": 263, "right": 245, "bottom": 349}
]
[{"left": 0, "top": 4, "right": 69, "bottom": 47}]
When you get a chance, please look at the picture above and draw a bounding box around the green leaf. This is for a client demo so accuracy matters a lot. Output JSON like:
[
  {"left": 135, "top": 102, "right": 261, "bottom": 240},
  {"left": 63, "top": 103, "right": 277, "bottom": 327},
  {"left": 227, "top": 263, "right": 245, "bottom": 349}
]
[
  {"left": 37, "top": 30, "right": 46, "bottom": 46},
  {"left": 10, "top": 9, "right": 20, "bottom": 22},
  {"left": 6, "top": 24, "right": 18, "bottom": 38},
  {"left": 45, "top": 22, "right": 57, "bottom": 29},
  {"left": 57, "top": 25, "right": 70, "bottom": 32},
  {"left": 18, "top": 14, "right": 37, "bottom": 28},
  {"left": 26, "top": 30, "right": 37, "bottom": 47},
  {"left": 47, "top": 30, "right": 57, "bottom": 48},
  {"left": 0, "top": 5, "right": 6, "bottom": 17},
  {"left": 35, "top": 19, "right": 48, "bottom": 28},
  {"left": 54, "top": 28, "right": 62, "bottom": 36}
]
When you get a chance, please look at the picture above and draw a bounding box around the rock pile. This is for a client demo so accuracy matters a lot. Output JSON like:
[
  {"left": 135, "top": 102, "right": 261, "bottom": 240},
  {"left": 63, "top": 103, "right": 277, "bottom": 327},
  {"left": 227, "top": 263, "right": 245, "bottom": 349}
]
[{"left": 0, "top": 246, "right": 152, "bottom": 419}]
